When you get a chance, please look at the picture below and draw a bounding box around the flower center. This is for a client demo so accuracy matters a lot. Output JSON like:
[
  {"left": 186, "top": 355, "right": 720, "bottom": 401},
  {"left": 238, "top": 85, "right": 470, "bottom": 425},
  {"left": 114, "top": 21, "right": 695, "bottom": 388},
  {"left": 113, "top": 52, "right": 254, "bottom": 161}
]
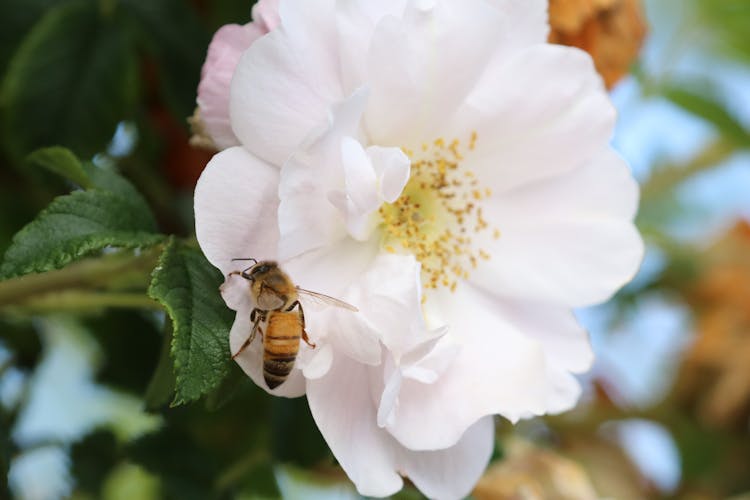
[{"left": 378, "top": 133, "right": 499, "bottom": 292}]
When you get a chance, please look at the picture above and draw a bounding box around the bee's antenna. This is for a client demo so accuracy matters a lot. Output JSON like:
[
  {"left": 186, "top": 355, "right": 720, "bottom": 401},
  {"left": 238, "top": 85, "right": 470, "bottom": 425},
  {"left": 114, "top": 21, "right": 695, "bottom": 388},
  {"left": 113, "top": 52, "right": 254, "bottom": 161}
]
[{"left": 231, "top": 257, "right": 258, "bottom": 265}]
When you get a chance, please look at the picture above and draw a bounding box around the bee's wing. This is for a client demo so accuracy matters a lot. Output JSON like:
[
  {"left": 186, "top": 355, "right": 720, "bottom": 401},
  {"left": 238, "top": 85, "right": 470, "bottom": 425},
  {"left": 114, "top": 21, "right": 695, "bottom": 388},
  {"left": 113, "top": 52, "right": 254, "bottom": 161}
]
[{"left": 296, "top": 287, "right": 358, "bottom": 312}]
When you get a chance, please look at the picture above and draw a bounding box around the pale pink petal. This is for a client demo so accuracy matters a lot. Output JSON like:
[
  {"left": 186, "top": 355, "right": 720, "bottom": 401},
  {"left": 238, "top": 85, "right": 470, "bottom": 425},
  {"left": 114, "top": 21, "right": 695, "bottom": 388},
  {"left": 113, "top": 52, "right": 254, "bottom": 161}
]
[
  {"left": 307, "top": 355, "right": 403, "bottom": 497},
  {"left": 472, "top": 147, "right": 643, "bottom": 307},
  {"left": 230, "top": 0, "right": 345, "bottom": 165},
  {"left": 470, "top": 298, "right": 593, "bottom": 414},
  {"left": 344, "top": 254, "right": 424, "bottom": 355},
  {"left": 397, "top": 416, "right": 494, "bottom": 500},
  {"left": 251, "top": 0, "right": 281, "bottom": 31},
  {"left": 377, "top": 361, "right": 402, "bottom": 428},
  {"left": 491, "top": 300, "right": 594, "bottom": 374},
  {"left": 219, "top": 273, "right": 253, "bottom": 312},
  {"left": 367, "top": 145, "right": 410, "bottom": 202},
  {"left": 278, "top": 150, "right": 347, "bottom": 259},
  {"left": 542, "top": 369, "right": 584, "bottom": 414},
  {"left": 386, "top": 284, "right": 550, "bottom": 450},
  {"left": 299, "top": 343, "right": 333, "bottom": 379},
  {"left": 485, "top": 0, "right": 549, "bottom": 50},
  {"left": 453, "top": 44, "right": 615, "bottom": 192},
  {"left": 194, "top": 147, "right": 279, "bottom": 276},
  {"left": 335, "top": 0, "right": 408, "bottom": 92},
  {"left": 277, "top": 89, "right": 369, "bottom": 260},
  {"left": 197, "top": 24, "right": 263, "bottom": 150},
  {"left": 401, "top": 328, "right": 456, "bottom": 383},
  {"left": 365, "top": 0, "right": 505, "bottom": 147},
  {"left": 329, "top": 304, "right": 383, "bottom": 366},
  {"left": 341, "top": 136, "right": 379, "bottom": 213},
  {"left": 330, "top": 136, "right": 385, "bottom": 240}
]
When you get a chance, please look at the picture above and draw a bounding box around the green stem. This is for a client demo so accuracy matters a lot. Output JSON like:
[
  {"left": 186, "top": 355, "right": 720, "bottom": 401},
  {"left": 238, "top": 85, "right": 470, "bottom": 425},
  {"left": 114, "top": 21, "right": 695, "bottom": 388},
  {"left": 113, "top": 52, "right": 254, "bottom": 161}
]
[
  {"left": 640, "top": 137, "right": 735, "bottom": 203},
  {"left": 2, "top": 292, "right": 162, "bottom": 316},
  {"left": 215, "top": 450, "right": 269, "bottom": 492},
  {"left": 0, "top": 245, "right": 163, "bottom": 311}
]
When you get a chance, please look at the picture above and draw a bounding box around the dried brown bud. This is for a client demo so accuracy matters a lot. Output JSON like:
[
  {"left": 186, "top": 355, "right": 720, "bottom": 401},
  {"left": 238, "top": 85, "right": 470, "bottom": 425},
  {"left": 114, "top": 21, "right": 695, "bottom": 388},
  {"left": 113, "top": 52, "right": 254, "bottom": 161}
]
[
  {"left": 676, "top": 221, "right": 750, "bottom": 429},
  {"left": 549, "top": 0, "right": 648, "bottom": 88}
]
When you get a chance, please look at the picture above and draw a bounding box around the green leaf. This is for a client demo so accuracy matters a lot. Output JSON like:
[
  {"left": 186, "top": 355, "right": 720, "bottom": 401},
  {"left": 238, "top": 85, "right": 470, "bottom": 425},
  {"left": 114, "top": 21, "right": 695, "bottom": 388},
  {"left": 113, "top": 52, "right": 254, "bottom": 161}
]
[
  {"left": 148, "top": 238, "right": 233, "bottom": 405},
  {"left": 26, "top": 146, "right": 150, "bottom": 202},
  {"left": 0, "top": 189, "right": 162, "bottom": 279},
  {"left": 204, "top": 362, "right": 255, "bottom": 412},
  {"left": 1, "top": 0, "right": 138, "bottom": 160},
  {"left": 26, "top": 146, "right": 92, "bottom": 188},
  {"left": 0, "top": 0, "right": 61, "bottom": 78},
  {"left": 1, "top": 145, "right": 162, "bottom": 279},
  {"left": 120, "top": 0, "right": 209, "bottom": 120},
  {"left": 662, "top": 83, "right": 750, "bottom": 148},
  {"left": 694, "top": 0, "right": 750, "bottom": 64},
  {"left": 144, "top": 323, "right": 177, "bottom": 410},
  {"left": 237, "top": 462, "right": 282, "bottom": 500}
]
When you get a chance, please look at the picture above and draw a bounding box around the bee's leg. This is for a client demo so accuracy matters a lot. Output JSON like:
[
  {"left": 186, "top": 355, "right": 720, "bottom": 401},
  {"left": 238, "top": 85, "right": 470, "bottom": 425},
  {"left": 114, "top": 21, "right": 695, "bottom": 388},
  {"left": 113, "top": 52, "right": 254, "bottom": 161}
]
[
  {"left": 231, "top": 308, "right": 264, "bottom": 359},
  {"left": 288, "top": 301, "right": 315, "bottom": 349},
  {"left": 227, "top": 269, "right": 253, "bottom": 281}
]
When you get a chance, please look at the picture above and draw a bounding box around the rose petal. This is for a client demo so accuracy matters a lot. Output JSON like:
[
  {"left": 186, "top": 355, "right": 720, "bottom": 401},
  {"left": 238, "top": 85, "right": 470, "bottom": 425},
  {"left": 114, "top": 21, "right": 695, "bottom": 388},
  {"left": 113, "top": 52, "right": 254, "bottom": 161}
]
[
  {"left": 472, "top": 147, "right": 643, "bottom": 307},
  {"left": 365, "top": 0, "right": 505, "bottom": 146},
  {"left": 398, "top": 416, "right": 494, "bottom": 500},
  {"left": 277, "top": 89, "right": 369, "bottom": 260},
  {"left": 491, "top": 300, "right": 594, "bottom": 374},
  {"left": 454, "top": 44, "right": 615, "bottom": 192},
  {"left": 401, "top": 329, "right": 458, "bottom": 384},
  {"left": 343, "top": 253, "right": 449, "bottom": 361},
  {"left": 485, "top": 0, "right": 549, "bottom": 51},
  {"left": 335, "top": 0, "right": 408, "bottom": 92},
  {"left": 251, "top": 0, "right": 281, "bottom": 32},
  {"left": 194, "top": 147, "right": 279, "bottom": 276},
  {"left": 197, "top": 24, "right": 263, "bottom": 150},
  {"left": 449, "top": 296, "right": 591, "bottom": 414},
  {"left": 300, "top": 342, "right": 333, "bottom": 379},
  {"left": 307, "top": 355, "right": 403, "bottom": 497},
  {"left": 367, "top": 145, "right": 411, "bottom": 202},
  {"left": 386, "top": 284, "right": 550, "bottom": 450},
  {"left": 219, "top": 273, "right": 253, "bottom": 312},
  {"left": 330, "top": 307, "right": 383, "bottom": 366},
  {"left": 377, "top": 359, "right": 402, "bottom": 428},
  {"left": 230, "top": 0, "right": 344, "bottom": 165}
]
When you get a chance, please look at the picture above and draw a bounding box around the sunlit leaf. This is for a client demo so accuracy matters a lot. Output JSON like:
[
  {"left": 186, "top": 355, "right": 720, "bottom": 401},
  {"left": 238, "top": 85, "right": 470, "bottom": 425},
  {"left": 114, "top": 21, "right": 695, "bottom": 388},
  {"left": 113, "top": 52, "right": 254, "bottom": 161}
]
[
  {"left": 662, "top": 83, "right": 750, "bottom": 148},
  {"left": 695, "top": 0, "right": 750, "bottom": 63},
  {"left": 26, "top": 146, "right": 92, "bottom": 189},
  {"left": 0, "top": 189, "right": 161, "bottom": 280}
]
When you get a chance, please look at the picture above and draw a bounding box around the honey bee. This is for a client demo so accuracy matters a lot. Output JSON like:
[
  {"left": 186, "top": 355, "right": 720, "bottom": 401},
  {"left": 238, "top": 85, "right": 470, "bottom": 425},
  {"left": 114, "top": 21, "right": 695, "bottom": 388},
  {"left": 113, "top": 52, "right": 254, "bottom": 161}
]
[{"left": 228, "top": 259, "right": 357, "bottom": 389}]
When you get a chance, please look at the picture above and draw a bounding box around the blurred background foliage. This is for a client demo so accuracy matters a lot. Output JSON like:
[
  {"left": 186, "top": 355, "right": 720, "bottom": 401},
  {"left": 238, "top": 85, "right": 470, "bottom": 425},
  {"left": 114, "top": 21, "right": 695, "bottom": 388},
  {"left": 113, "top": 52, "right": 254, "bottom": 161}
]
[{"left": 0, "top": 0, "right": 749, "bottom": 498}]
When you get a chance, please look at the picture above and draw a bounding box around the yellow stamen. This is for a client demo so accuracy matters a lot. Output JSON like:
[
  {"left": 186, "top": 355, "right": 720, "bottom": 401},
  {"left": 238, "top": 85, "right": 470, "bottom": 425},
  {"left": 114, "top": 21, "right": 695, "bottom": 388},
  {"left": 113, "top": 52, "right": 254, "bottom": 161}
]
[{"left": 378, "top": 132, "right": 499, "bottom": 292}]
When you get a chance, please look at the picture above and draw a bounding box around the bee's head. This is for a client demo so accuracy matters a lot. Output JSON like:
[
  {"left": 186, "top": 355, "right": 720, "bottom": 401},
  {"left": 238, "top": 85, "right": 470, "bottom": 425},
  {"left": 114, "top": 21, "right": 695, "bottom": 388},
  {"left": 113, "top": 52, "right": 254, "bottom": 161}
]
[
  {"left": 247, "top": 261, "right": 277, "bottom": 281},
  {"left": 228, "top": 257, "right": 276, "bottom": 282}
]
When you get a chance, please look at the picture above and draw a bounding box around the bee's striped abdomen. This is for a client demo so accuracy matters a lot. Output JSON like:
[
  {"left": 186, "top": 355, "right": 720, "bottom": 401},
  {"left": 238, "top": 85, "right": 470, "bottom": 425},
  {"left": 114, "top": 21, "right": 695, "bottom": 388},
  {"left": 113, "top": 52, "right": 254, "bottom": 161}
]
[{"left": 263, "top": 311, "right": 302, "bottom": 389}]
